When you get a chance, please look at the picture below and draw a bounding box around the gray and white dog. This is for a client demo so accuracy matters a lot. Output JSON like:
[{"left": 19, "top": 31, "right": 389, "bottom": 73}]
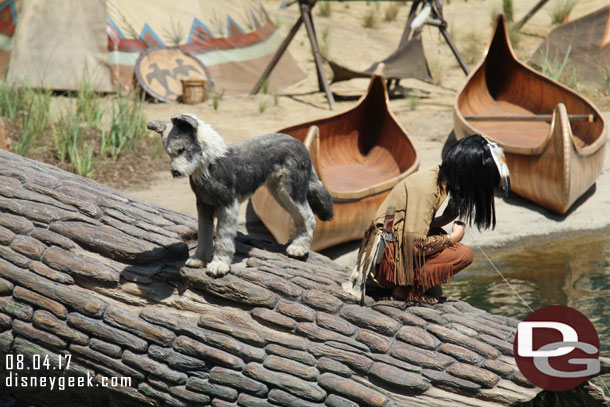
[{"left": 147, "top": 114, "right": 333, "bottom": 276}]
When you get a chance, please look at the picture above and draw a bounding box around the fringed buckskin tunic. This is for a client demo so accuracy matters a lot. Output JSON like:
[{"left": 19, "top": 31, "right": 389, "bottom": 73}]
[{"left": 356, "top": 166, "right": 460, "bottom": 299}]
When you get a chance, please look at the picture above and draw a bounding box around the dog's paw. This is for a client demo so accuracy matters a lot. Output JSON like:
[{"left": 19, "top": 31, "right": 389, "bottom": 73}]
[
  {"left": 206, "top": 260, "right": 231, "bottom": 277},
  {"left": 286, "top": 243, "right": 309, "bottom": 258},
  {"left": 185, "top": 257, "right": 204, "bottom": 268}
]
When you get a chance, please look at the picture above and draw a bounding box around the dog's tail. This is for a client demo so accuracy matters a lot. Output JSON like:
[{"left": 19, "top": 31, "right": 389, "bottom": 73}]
[{"left": 307, "top": 170, "right": 333, "bottom": 221}]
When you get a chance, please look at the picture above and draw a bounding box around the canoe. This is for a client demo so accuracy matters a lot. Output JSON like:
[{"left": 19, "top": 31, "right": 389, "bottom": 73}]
[
  {"left": 251, "top": 66, "right": 420, "bottom": 251},
  {"left": 454, "top": 14, "right": 607, "bottom": 215}
]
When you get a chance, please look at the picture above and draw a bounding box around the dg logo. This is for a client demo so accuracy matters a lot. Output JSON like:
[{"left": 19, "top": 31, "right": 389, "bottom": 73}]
[{"left": 514, "top": 305, "right": 600, "bottom": 391}]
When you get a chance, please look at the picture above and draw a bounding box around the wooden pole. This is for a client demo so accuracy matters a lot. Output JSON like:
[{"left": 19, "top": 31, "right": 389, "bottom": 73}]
[
  {"left": 301, "top": 2, "right": 336, "bottom": 109},
  {"left": 250, "top": 15, "right": 303, "bottom": 95},
  {"left": 464, "top": 113, "right": 594, "bottom": 122},
  {"left": 250, "top": 0, "right": 335, "bottom": 109},
  {"left": 512, "top": 0, "right": 551, "bottom": 32}
]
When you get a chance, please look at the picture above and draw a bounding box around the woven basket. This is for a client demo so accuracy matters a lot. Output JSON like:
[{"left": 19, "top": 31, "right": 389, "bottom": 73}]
[{"left": 181, "top": 79, "right": 207, "bottom": 104}]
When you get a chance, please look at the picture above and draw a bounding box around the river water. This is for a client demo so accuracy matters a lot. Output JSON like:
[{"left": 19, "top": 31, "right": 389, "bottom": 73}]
[{"left": 443, "top": 233, "right": 610, "bottom": 389}]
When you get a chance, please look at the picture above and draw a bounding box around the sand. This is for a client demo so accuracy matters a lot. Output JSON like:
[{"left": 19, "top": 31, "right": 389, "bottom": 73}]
[{"left": 128, "top": 0, "right": 610, "bottom": 267}]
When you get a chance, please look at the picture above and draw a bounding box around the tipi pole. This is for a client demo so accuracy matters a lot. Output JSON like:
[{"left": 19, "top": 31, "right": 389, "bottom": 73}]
[{"left": 250, "top": 0, "right": 335, "bottom": 109}]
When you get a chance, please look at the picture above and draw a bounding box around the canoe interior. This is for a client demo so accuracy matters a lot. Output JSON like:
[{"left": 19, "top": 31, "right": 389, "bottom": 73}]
[
  {"left": 456, "top": 17, "right": 604, "bottom": 152},
  {"left": 277, "top": 76, "right": 417, "bottom": 194}
]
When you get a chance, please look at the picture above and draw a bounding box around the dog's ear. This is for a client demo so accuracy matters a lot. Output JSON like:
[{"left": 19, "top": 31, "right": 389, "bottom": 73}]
[
  {"left": 171, "top": 114, "right": 199, "bottom": 131},
  {"left": 147, "top": 120, "right": 169, "bottom": 134},
  {"left": 147, "top": 120, "right": 170, "bottom": 145}
]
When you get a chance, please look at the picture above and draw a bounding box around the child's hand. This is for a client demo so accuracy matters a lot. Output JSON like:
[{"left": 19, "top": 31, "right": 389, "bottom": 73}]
[{"left": 450, "top": 221, "right": 466, "bottom": 244}]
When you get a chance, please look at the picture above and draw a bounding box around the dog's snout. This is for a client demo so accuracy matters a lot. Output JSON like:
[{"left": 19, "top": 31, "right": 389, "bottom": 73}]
[{"left": 171, "top": 170, "right": 182, "bottom": 178}]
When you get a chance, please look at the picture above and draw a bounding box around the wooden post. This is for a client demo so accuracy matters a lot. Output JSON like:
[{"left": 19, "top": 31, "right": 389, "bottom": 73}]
[
  {"left": 250, "top": 0, "right": 335, "bottom": 110},
  {"left": 302, "top": 3, "right": 336, "bottom": 109},
  {"left": 250, "top": 15, "right": 304, "bottom": 96},
  {"left": 439, "top": 24, "right": 470, "bottom": 75},
  {"left": 512, "top": 0, "right": 551, "bottom": 32}
]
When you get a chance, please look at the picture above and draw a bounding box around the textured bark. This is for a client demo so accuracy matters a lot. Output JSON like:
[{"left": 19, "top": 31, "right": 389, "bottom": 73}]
[{"left": 0, "top": 150, "right": 559, "bottom": 407}]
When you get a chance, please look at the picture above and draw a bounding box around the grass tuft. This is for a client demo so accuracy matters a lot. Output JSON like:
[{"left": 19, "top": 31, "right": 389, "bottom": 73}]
[
  {"left": 549, "top": 0, "right": 577, "bottom": 25},
  {"left": 363, "top": 8, "right": 378, "bottom": 29},
  {"left": 384, "top": 3, "right": 400, "bottom": 22},
  {"left": 460, "top": 30, "right": 483, "bottom": 65},
  {"left": 428, "top": 56, "right": 447, "bottom": 86},
  {"left": 259, "top": 98, "right": 269, "bottom": 114},
  {"left": 502, "top": 0, "right": 514, "bottom": 22},
  {"left": 318, "top": 2, "right": 331, "bottom": 17}
]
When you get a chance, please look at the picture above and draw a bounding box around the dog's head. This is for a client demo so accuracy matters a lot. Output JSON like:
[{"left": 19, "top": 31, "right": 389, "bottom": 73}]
[{"left": 147, "top": 114, "right": 224, "bottom": 179}]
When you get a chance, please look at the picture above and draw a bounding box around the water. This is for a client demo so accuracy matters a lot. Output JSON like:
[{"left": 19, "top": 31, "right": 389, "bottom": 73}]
[{"left": 443, "top": 233, "right": 610, "bottom": 390}]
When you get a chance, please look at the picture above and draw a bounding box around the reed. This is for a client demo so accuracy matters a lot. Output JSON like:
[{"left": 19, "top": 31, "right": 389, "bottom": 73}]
[
  {"left": 259, "top": 97, "right": 269, "bottom": 114},
  {"left": 106, "top": 91, "right": 146, "bottom": 159},
  {"left": 317, "top": 2, "right": 331, "bottom": 17},
  {"left": 384, "top": 3, "right": 400, "bottom": 22},
  {"left": 549, "top": 0, "right": 577, "bottom": 25},
  {"left": 363, "top": 8, "right": 378, "bottom": 29},
  {"left": 502, "top": 0, "right": 514, "bottom": 22}
]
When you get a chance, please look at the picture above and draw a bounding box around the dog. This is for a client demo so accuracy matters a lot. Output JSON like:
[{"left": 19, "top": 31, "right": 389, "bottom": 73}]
[{"left": 147, "top": 114, "right": 333, "bottom": 276}]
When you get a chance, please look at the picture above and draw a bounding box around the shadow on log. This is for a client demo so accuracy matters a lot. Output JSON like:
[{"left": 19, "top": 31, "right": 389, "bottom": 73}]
[{"left": 0, "top": 150, "right": 604, "bottom": 406}]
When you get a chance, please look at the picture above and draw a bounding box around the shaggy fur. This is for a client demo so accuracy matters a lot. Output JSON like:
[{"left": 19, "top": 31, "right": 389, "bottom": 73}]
[{"left": 147, "top": 114, "right": 333, "bottom": 276}]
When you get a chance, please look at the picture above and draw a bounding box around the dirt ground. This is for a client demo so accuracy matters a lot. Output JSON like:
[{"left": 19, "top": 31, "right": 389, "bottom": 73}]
[{"left": 126, "top": 0, "right": 610, "bottom": 265}]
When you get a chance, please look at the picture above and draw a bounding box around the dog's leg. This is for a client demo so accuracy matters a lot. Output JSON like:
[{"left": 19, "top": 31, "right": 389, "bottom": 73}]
[
  {"left": 186, "top": 200, "right": 214, "bottom": 268},
  {"left": 206, "top": 200, "right": 239, "bottom": 276},
  {"left": 269, "top": 181, "right": 316, "bottom": 258}
]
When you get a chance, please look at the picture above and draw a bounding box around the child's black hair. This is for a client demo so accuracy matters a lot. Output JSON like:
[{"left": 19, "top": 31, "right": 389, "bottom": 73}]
[{"left": 438, "top": 134, "right": 500, "bottom": 230}]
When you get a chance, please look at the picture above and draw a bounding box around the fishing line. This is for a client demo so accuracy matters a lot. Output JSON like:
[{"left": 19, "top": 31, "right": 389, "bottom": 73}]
[
  {"left": 466, "top": 230, "right": 534, "bottom": 313},
  {"left": 467, "top": 232, "right": 610, "bottom": 398}
]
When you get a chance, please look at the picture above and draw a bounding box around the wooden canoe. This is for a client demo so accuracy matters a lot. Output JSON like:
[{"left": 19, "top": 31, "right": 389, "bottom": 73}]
[
  {"left": 251, "top": 67, "right": 420, "bottom": 251},
  {"left": 454, "top": 14, "right": 607, "bottom": 215}
]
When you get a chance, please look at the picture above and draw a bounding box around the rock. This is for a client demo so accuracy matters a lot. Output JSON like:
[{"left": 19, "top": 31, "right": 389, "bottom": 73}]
[
  {"left": 173, "top": 335, "right": 245, "bottom": 371},
  {"left": 186, "top": 377, "right": 239, "bottom": 401},
  {"left": 310, "top": 344, "right": 373, "bottom": 374},
  {"left": 265, "top": 344, "right": 317, "bottom": 366},
  {"left": 43, "top": 246, "right": 119, "bottom": 283},
  {"left": 263, "top": 355, "right": 320, "bottom": 381},
  {"left": 275, "top": 300, "right": 316, "bottom": 322},
  {"left": 316, "top": 312, "right": 358, "bottom": 336},
  {"left": 368, "top": 362, "right": 431, "bottom": 394},
  {"left": 180, "top": 269, "right": 279, "bottom": 309},
  {"left": 396, "top": 326, "right": 441, "bottom": 350},
  {"left": 446, "top": 362, "right": 501, "bottom": 389},
  {"left": 14, "top": 287, "right": 68, "bottom": 319},
  {"left": 301, "top": 290, "right": 343, "bottom": 313},
  {"left": 244, "top": 363, "right": 326, "bottom": 402},
  {"left": 67, "top": 313, "right": 148, "bottom": 352},
  {"left": 123, "top": 350, "right": 188, "bottom": 384},
  {"left": 341, "top": 305, "right": 400, "bottom": 336},
  {"left": 32, "top": 310, "right": 89, "bottom": 345},
  {"left": 319, "top": 373, "right": 387, "bottom": 407},
  {"left": 251, "top": 308, "right": 297, "bottom": 331},
  {"left": 316, "top": 357, "right": 353, "bottom": 378},
  {"left": 104, "top": 306, "right": 176, "bottom": 346},
  {"left": 210, "top": 366, "right": 269, "bottom": 397},
  {"left": 10, "top": 235, "right": 46, "bottom": 260}
]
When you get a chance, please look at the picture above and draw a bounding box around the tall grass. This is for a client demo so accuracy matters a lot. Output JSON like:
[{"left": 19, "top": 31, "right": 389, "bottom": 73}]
[
  {"left": 549, "top": 0, "right": 577, "bottom": 25},
  {"left": 105, "top": 91, "right": 146, "bottom": 159},
  {"left": 318, "top": 2, "right": 331, "bottom": 17},
  {"left": 363, "top": 9, "right": 378, "bottom": 29},
  {"left": 320, "top": 27, "right": 331, "bottom": 59},
  {"left": 53, "top": 107, "right": 95, "bottom": 177},
  {"left": 502, "top": 0, "right": 514, "bottom": 22},
  {"left": 384, "top": 3, "right": 400, "bottom": 22},
  {"left": 537, "top": 45, "right": 578, "bottom": 89}
]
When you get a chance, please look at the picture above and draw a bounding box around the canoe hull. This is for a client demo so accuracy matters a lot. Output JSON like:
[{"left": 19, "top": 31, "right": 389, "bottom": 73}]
[
  {"left": 454, "top": 15, "right": 606, "bottom": 215},
  {"left": 251, "top": 68, "right": 419, "bottom": 250},
  {"left": 455, "top": 105, "right": 606, "bottom": 214},
  {"left": 251, "top": 186, "right": 390, "bottom": 251}
]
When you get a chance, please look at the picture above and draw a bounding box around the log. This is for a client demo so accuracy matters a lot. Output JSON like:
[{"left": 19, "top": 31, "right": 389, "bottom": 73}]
[{"left": 0, "top": 149, "right": 600, "bottom": 406}]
